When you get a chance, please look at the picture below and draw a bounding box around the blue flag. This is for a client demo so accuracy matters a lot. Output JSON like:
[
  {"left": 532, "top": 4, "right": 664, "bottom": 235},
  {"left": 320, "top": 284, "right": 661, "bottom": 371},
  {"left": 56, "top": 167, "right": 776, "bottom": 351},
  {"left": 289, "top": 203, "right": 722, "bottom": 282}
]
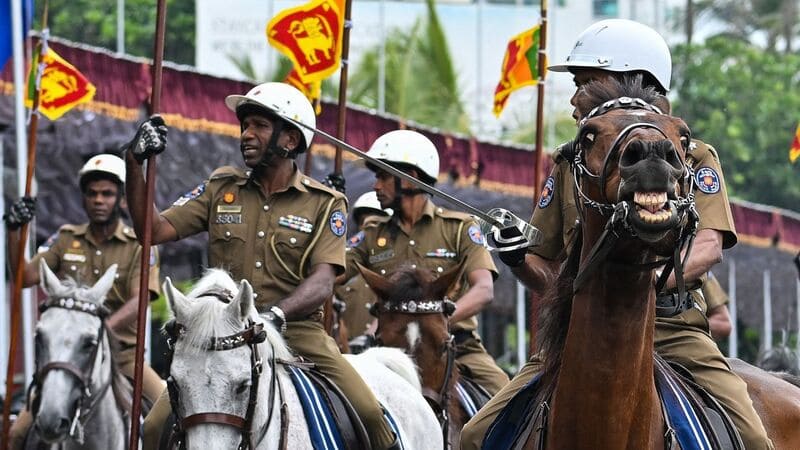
[{"left": 0, "top": 0, "right": 34, "bottom": 71}]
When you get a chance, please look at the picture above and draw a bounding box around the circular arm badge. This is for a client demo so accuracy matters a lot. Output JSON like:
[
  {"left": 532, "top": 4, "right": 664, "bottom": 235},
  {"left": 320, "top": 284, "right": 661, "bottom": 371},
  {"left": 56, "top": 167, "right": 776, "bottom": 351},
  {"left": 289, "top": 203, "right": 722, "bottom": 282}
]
[
  {"left": 694, "top": 167, "right": 720, "bottom": 194},
  {"left": 329, "top": 211, "right": 347, "bottom": 237},
  {"left": 538, "top": 176, "right": 555, "bottom": 208}
]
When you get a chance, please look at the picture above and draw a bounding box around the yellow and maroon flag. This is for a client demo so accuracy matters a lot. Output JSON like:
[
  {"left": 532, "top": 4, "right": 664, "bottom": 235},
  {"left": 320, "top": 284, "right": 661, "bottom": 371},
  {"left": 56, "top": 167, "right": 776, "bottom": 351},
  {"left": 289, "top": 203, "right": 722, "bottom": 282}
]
[
  {"left": 285, "top": 67, "right": 322, "bottom": 114},
  {"left": 266, "top": 0, "right": 344, "bottom": 84},
  {"left": 790, "top": 122, "right": 800, "bottom": 163},
  {"left": 25, "top": 45, "right": 96, "bottom": 121},
  {"left": 493, "top": 24, "right": 543, "bottom": 118}
]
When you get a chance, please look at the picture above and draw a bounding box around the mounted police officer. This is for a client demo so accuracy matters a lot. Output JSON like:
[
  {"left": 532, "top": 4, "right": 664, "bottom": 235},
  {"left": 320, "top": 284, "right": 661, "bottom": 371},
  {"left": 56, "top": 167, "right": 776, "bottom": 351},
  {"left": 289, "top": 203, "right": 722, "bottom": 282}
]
[
  {"left": 5, "top": 154, "right": 163, "bottom": 450},
  {"left": 343, "top": 130, "right": 509, "bottom": 395},
  {"left": 336, "top": 191, "right": 392, "bottom": 342},
  {"left": 125, "top": 82, "right": 402, "bottom": 450},
  {"left": 461, "top": 19, "right": 773, "bottom": 450}
]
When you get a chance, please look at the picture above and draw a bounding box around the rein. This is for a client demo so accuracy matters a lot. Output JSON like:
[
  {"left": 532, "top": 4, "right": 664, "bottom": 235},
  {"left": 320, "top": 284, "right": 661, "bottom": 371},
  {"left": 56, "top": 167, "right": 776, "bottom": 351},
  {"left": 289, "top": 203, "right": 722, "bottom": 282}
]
[
  {"left": 567, "top": 97, "right": 699, "bottom": 296},
  {"left": 31, "top": 297, "right": 114, "bottom": 445},
  {"left": 374, "top": 298, "right": 457, "bottom": 449},
  {"left": 164, "top": 319, "right": 284, "bottom": 450}
]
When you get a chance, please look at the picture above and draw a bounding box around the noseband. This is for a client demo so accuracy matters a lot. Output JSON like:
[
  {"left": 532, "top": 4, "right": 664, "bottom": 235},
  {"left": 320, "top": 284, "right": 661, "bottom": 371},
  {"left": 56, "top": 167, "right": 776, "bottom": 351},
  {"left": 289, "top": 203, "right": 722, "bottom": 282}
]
[
  {"left": 566, "top": 97, "right": 700, "bottom": 296},
  {"left": 31, "top": 297, "right": 112, "bottom": 444},
  {"left": 373, "top": 298, "right": 457, "bottom": 448},
  {"left": 164, "top": 318, "right": 274, "bottom": 450}
]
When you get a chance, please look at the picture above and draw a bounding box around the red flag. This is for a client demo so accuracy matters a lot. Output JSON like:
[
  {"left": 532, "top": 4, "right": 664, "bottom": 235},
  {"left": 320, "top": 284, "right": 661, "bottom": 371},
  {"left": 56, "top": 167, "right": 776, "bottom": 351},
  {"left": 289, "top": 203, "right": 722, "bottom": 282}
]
[
  {"left": 25, "top": 45, "right": 96, "bottom": 120},
  {"left": 790, "top": 122, "right": 800, "bottom": 163},
  {"left": 493, "top": 24, "right": 543, "bottom": 118},
  {"left": 285, "top": 67, "right": 322, "bottom": 114},
  {"left": 266, "top": 0, "right": 344, "bottom": 84}
]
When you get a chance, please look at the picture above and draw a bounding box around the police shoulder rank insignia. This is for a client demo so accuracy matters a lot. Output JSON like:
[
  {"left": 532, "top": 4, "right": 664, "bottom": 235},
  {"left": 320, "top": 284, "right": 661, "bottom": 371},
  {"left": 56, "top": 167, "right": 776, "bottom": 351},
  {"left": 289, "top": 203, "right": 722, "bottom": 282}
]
[
  {"left": 348, "top": 231, "right": 365, "bottom": 248},
  {"left": 694, "top": 167, "right": 720, "bottom": 194},
  {"left": 538, "top": 176, "right": 555, "bottom": 208},
  {"left": 329, "top": 211, "right": 346, "bottom": 237},
  {"left": 173, "top": 182, "right": 206, "bottom": 207},
  {"left": 467, "top": 224, "right": 485, "bottom": 245}
]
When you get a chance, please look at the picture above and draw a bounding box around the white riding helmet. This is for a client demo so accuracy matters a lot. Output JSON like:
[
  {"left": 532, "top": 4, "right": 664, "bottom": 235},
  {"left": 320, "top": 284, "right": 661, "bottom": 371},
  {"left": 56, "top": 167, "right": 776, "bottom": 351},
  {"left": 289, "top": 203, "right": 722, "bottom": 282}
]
[
  {"left": 548, "top": 19, "right": 672, "bottom": 93},
  {"left": 78, "top": 154, "right": 126, "bottom": 188},
  {"left": 352, "top": 191, "right": 392, "bottom": 217},
  {"left": 224, "top": 82, "right": 315, "bottom": 150},
  {"left": 367, "top": 130, "right": 440, "bottom": 184}
]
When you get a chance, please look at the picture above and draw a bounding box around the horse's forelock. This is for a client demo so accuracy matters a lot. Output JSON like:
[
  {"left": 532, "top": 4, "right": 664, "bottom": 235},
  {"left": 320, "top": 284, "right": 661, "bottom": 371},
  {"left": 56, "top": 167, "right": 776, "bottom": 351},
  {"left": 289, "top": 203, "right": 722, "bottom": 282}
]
[
  {"left": 45, "top": 275, "right": 108, "bottom": 306},
  {"left": 187, "top": 268, "right": 239, "bottom": 299},
  {"left": 576, "top": 74, "right": 662, "bottom": 118},
  {"left": 384, "top": 267, "right": 426, "bottom": 303}
]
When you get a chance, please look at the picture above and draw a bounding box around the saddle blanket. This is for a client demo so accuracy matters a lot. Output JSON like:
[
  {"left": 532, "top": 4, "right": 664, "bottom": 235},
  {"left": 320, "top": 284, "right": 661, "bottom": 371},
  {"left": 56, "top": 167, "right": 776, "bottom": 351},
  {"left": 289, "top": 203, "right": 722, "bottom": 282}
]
[
  {"left": 482, "top": 373, "right": 716, "bottom": 450},
  {"left": 287, "top": 365, "right": 404, "bottom": 450}
]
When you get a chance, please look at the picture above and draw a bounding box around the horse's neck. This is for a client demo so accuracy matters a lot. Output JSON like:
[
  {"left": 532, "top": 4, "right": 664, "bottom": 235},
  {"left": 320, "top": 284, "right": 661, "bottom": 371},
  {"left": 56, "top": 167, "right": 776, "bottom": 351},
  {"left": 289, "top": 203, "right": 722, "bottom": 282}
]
[
  {"left": 548, "top": 221, "right": 662, "bottom": 450},
  {"left": 80, "top": 336, "right": 127, "bottom": 450},
  {"left": 253, "top": 354, "right": 312, "bottom": 449}
]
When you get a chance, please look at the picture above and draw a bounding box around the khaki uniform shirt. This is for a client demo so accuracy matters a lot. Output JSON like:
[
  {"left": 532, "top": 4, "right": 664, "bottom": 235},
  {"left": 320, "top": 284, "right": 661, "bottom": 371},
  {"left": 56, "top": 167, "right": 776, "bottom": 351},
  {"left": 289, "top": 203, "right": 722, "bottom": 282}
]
[
  {"left": 344, "top": 199, "right": 498, "bottom": 332},
  {"left": 703, "top": 272, "right": 729, "bottom": 310},
  {"left": 530, "top": 139, "right": 737, "bottom": 311},
  {"left": 31, "top": 221, "right": 160, "bottom": 346},
  {"left": 162, "top": 166, "right": 347, "bottom": 314}
]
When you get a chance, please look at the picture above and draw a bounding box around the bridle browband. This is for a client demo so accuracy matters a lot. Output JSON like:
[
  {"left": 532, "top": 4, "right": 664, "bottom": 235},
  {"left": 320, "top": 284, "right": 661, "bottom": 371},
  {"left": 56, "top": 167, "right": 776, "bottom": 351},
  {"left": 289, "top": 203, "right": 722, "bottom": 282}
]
[
  {"left": 566, "top": 96, "right": 700, "bottom": 297},
  {"left": 373, "top": 298, "right": 457, "bottom": 449},
  {"left": 31, "top": 296, "right": 113, "bottom": 445},
  {"left": 164, "top": 318, "right": 281, "bottom": 450}
]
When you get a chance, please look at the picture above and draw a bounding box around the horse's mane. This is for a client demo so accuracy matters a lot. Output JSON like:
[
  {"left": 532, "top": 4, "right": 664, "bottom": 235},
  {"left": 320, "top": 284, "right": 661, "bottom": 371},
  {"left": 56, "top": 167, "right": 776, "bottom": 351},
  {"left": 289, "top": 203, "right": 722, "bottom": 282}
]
[
  {"left": 574, "top": 74, "right": 665, "bottom": 119},
  {"left": 171, "top": 269, "right": 294, "bottom": 361}
]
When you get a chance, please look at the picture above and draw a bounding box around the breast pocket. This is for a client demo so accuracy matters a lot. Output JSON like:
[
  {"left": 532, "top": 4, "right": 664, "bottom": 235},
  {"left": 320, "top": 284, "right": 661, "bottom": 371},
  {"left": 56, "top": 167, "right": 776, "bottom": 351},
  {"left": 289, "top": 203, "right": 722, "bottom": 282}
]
[
  {"left": 209, "top": 223, "right": 248, "bottom": 276},
  {"left": 268, "top": 229, "right": 312, "bottom": 281}
]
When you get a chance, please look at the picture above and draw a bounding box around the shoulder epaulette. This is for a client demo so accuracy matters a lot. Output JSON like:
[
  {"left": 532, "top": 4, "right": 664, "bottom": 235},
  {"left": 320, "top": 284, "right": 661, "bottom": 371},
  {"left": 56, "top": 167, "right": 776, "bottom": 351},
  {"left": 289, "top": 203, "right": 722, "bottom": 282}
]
[
  {"left": 209, "top": 166, "right": 248, "bottom": 181},
  {"left": 688, "top": 139, "right": 720, "bottom": 163},
  {"left": 58, "top": 224, "right": 78, "bottom": 233},
  {"left": 122, "top": 226, "right": 138, "bottom": 240},
  {"left": 303, "top": 176, "right": 347, "bottom": 202},
  {"left": 435, "top": 207, "right": 472, "bottom": 222}
]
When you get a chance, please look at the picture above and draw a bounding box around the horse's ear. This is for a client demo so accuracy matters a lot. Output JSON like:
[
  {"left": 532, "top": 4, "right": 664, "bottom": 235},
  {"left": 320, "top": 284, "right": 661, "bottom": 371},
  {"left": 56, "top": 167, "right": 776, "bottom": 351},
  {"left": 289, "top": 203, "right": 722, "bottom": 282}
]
[
  {"left": 429, "top": 263, "right": 463, "bottom": 300},
  {"left": 86, "top": 264, "right": 118, "bottom": 302},
  {"left": 39, "top": 259, "right": 62, "bottom": 296},
  {"left": 232, "top": 279, "right": 255, "bottom": 320},
  {"left": 356, "top": 263, "right": 393, "bottom": 301},
  {"left": 653, "top": 94, "right": 671, "bottom": 115},
  {"left": 163, "top": 277, "right": 190, "bottom": 318}
]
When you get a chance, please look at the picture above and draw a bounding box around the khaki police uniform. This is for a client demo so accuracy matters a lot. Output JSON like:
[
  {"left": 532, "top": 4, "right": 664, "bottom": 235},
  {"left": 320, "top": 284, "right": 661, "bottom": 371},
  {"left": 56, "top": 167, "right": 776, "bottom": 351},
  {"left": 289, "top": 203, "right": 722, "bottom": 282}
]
[
  {"left": 335, "top": 274, "right": 378, "bottom": 338},
  {"left": 461, "top": 140, "right": 774, "bottom": 450},
  {"left": 143, "top": 166, "right": 396, "bottom": 450},
  {"left": 10, "top": 221, "right": 163, "bottom": 450},
  {"left": 344, "top": 199, "right": 509, "bottom": 395},
  {"left": 703, "top": 272, "right": 729, "bottom": 311}
]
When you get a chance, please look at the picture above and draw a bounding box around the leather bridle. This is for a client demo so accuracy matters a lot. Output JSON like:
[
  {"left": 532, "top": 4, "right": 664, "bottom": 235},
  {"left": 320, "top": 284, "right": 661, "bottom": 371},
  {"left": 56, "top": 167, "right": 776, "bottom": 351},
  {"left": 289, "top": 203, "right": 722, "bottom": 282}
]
[
  {"left": 373, "top": 298, "right": 457, "bottom": 449},
  {"left": 566, "top": 96, "right": 700, "bottom": 298},
  {"left": 31, "top": 297, "right": 113, "bottom": 445},
  {"left": 164, "top": 318, "right": 279, "bottom": 450}
]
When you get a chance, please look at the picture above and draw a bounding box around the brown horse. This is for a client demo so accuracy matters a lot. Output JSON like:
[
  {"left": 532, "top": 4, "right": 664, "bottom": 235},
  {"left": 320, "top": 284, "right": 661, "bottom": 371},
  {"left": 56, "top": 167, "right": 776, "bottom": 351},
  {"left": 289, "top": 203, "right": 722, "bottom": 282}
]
[
  {"left": 524, "top": 77, "right": 800, "bottom": 449},
  {"left": 358, "top": 263, "right": 470, "bottom": 449}
]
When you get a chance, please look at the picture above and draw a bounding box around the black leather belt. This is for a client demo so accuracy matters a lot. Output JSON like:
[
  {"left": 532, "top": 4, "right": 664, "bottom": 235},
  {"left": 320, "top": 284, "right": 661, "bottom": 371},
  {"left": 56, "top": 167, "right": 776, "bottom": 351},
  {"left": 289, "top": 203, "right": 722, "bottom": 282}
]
[
  {"left": 452, "top": 329, "right": 476, "bottom": 346},
  {"left": 655, "top": 292, "right": 695, "bottom": 318}
]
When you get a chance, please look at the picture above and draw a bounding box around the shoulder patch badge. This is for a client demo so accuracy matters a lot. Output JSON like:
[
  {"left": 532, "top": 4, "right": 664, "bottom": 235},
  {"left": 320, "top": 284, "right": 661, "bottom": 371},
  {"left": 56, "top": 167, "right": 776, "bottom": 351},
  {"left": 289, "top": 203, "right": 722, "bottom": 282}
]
[
  {"left": 694, "top": 167, "right": 720, "bottom": 194},
  {"left": 37, "top": 232, "right": 59, "bottom": 253},
  {"left": 348, "top": 230, "right": 365, "bottom": 248},
  {"left": 329, "top": 210, "right": 347, "bottom": 237},
  {"left": 173, "top": 182, "right": 206, "bottom": 207},
  {"left": 467, "top": 224, "right": 485, "bottom": 245},
  {"left": 538, "top": 176, "right": 555, "bottom": 209}
]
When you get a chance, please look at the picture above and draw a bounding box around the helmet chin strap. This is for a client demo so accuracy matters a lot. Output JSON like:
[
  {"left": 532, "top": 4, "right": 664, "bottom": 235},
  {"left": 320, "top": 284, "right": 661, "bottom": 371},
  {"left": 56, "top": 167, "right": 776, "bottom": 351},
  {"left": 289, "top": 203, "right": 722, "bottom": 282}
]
[
  {"left": 253, "top": 120, "right": 297, "bottom": 169},
  {"left": 390, "top": 176, "right": 427, "bottom": 211}
]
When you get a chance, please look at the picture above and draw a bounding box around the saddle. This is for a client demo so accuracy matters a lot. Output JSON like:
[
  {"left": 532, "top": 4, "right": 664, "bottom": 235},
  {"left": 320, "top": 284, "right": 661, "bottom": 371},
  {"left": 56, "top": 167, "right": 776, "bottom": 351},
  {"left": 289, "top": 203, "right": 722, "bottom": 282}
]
[
  {"left": 482, "top": 354, "right": 744, "bottom": 450},
  {"left": 456, "top": 367, "right": 492, "bottom": 418},
  {"left": 284, "top": 361, "right": 371, "bottom": 450}
]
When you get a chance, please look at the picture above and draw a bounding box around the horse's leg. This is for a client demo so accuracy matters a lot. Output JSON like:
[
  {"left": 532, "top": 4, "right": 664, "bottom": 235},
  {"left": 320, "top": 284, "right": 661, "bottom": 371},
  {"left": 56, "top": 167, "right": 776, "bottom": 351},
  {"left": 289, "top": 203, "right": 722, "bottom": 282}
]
[{"left": 731, "top": 359, "right": 800, "bottom": 449}]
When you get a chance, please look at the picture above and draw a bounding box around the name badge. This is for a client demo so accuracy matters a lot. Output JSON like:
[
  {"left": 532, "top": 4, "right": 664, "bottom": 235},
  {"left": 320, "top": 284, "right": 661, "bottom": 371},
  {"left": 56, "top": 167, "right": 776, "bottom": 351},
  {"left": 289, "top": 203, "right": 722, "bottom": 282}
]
[
  {"left": 369, "top": 249, "right": 395, "bottom": 264},
  {"left": 215, "top": 214, "right": 243, "bottom": 224},
  {"left": 217, "top": 205, "right": 242, "bottom": 213},
  {"left": 63, "top": 253, "right": 86, "bottom": 262}
]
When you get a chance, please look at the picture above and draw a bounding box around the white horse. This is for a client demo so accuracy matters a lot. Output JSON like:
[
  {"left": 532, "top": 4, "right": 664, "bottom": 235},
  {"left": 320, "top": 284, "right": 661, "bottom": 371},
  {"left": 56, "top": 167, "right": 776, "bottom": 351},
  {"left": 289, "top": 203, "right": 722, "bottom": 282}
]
[
  {"left": 27, "top": 260, "right": 130, "bottom": 449},
  {"left": 163, "top": 269, "right": 442, "bottom": 450}
]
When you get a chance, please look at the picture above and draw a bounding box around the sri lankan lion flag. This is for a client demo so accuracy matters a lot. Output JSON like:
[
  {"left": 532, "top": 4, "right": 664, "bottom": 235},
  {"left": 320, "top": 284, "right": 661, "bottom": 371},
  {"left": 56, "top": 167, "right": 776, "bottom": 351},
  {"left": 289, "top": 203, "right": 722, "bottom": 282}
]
[
  {"left": 267, "top": 0, "right": 344, "bottom": 84},
  {"left": 790, "top": 122, "right": 800, "bottom": 163},
  {"left": 25, "top": 45, "right": 96, "bottom": 120},
  {"left": 493, "top": 24, "right": 543, "bottom": 118},
  {"left": 284, "top": 68, "right": 322, "bottom": 115}
]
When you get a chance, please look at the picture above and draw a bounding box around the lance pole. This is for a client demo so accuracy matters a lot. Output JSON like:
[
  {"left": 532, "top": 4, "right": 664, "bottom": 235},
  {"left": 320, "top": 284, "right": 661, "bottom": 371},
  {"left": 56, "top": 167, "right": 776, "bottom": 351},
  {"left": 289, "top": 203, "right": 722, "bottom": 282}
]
[
  {"left": 128, "top": 0, "right": 166, "bottom": 448},
  {"left": 2, "top": 2, "right": 48, "bottom": 444},
  {"left": 324, "top": 0, "right": 353, "bottom": 335},
  {"left": 530, "top": 0, "right": 548, "bottom": 355}
]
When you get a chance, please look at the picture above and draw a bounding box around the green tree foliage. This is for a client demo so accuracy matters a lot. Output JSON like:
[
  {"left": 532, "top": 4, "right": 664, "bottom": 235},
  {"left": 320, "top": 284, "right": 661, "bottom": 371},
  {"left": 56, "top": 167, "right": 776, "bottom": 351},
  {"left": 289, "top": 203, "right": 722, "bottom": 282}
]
[
  {"left": 672, "top": 36, "right": 800, "bottom": 210},
  {"left": 348, "top": 0, "right": 470, "bottom": 133},
  {"left": 34, "top": 0, "right": 195, "bottom": 65}
]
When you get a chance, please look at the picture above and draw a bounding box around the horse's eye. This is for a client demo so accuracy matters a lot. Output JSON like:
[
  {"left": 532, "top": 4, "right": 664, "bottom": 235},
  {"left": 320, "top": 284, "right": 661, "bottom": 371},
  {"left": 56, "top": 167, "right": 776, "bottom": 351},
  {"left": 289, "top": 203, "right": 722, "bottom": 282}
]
[
  {"left": 235, "top": 380, "right": 251, "bottom": 396},
  {"left": 581, "top": 132, "right": 595, "bottom": 146},
  {"left": 679, "top": 135, "right": 690, "bottom": 148},
  {"left": 82, "top": 338, "right": 97, "bottom": 350}
]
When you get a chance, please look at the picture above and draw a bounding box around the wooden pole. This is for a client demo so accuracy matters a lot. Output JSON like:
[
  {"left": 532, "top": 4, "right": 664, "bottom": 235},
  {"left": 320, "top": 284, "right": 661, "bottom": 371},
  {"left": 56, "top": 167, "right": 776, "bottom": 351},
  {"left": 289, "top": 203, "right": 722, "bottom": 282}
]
[
  {"left": 2, "top": 2, "right": 48, "bottom": 445},
  {"left": 128, "top": 1, "right": 166, "bottom": 448},
  {"left": 529, "top": 0, "right": 547, "bottom": 355},
  {"left": 324, "top": 0, "right": 353, "bottom": 336}
]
